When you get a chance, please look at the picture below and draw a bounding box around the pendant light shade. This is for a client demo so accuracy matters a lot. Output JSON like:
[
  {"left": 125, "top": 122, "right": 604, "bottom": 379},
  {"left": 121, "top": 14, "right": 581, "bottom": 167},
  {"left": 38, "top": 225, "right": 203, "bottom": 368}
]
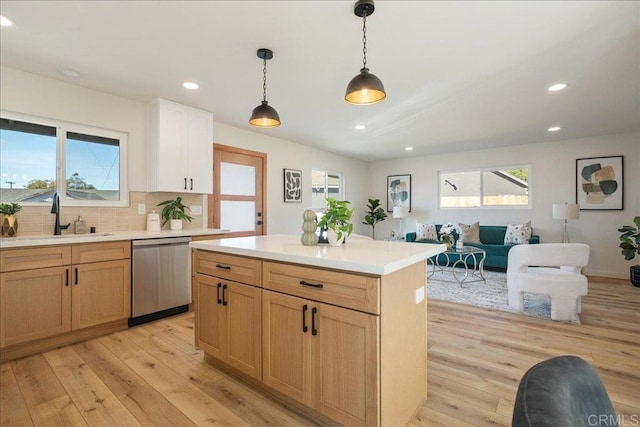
[
  {"left": 249, "top": 48, "right": 281, "bottom": 128},
  {"left": 345, "top": 0, "right": 386, "bottom": 105}
]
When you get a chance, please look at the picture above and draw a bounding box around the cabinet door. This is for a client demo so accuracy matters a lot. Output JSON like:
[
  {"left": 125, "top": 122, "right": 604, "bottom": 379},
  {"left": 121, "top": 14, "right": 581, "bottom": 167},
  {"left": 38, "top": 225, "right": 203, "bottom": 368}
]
[
  {"left": 187, "top": 108, "right": 213, "bottom": 193},
  {"left": 72, "top": 260, "right": 130, "bottom": 330},
  {"left": 195, "top": 274, "right": 223, "bottom": 357},
  {"left": 223, "top": 281, "right": 261, "bottom": 379},
  {"left": 0, "top": 267, "right": 71, "bottom": 347},
  {"left": 314, "top": 303, "right": 379, "bottom": 426},
  {"left": 262, "top": 290, "right": 314, "bottom": 406}
]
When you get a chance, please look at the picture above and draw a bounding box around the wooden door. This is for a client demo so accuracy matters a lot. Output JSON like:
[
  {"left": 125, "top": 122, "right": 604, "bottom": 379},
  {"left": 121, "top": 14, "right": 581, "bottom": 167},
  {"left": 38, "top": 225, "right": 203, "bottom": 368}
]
[
  {"left": 0, "top": 267, "right": 71, "bottom": 347},
  {"left": 262, "top": 290, "right": 313, "bottom": 406},
  {"left": 314, "top": 303, "right": 379, "bottom": 426},
  {"left": 223, "top": 281, "right": 262, "bottom": 379},
  {"left": 71, "top": 260, "right": 130, "bottom": 330},
  {"left": 194, "top": 273, "right": 223, "bottom": 358},
  {"left": 209, "top": 144, "right": 267, "bottom": 237}
]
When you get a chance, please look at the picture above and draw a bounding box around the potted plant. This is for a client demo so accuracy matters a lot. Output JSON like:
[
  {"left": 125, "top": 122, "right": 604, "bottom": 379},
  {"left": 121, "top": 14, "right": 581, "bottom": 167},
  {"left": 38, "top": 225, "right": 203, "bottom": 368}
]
[
  {"left": 157, "top": 197, "right": 194, "bottom": 231},
  {"left": 0, "top": 202, "right": 22, "bottom": 237},
  {"left": 362, "top": 198, "right": 387, "bottom": 240},
  {"left": 439, "top": 222, "right": 456, "bottom": 250},
  {"left": 618, "top": 216, "right": 640, "bottom": 287},
  {"left": 317, "top": 198, "right": 354, "bottom": 246}
]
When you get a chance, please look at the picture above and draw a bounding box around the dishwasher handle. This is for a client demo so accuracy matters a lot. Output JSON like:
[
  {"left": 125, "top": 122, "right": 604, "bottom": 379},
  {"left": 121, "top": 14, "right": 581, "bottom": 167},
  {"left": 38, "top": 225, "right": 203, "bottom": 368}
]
[{"left": 133, "top": 236, "right": 192, "bottom": 246}]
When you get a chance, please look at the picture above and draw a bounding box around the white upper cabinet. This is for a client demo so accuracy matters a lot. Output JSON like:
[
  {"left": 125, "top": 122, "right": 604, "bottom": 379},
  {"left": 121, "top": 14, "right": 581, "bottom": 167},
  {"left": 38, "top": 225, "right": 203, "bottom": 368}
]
[{"left": 147, "top": 99, "right": 213, "bottom": 193}]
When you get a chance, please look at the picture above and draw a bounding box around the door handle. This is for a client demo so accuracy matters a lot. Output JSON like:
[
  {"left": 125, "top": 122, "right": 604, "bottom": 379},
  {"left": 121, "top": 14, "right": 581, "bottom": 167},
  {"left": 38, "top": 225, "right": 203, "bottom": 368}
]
[
  {"left": 74, "top": 268, "right": 78, "bottom": 285},
  {"left": 217, "top": 283, "right": 222, "bottom": 304},
  {"left": 222, "top": 284, "right": 228, "bottom": 306},
  {"left": 311, "top": 307, "right": 318, "bottom": 336},
  {"left": 300, "top": 280, "right": 323, "bottom": 289},
  {"left": 184, "top": 177, "right": 187, "bottom": 190},
  {"left": 257, "top": 220, "right": 263, "bottom": 225},
  {"left": 302, "top": 304, "right": 308, "bottom": 333},
  {"left": 65, "top": 268, "right": 69, "bottom": 287},
  {"left": 190, "top": 178, "right": 193, "bottom": 190},
  {"left": 215, "top": 264, "right": 231, "bottom": 270}
]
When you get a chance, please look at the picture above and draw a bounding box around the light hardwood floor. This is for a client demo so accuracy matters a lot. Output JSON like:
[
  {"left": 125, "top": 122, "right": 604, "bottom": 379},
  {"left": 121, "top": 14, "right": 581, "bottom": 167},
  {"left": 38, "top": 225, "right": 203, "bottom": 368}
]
[{"left": 1, "top": 276, "right": 638, "bottom": 426}]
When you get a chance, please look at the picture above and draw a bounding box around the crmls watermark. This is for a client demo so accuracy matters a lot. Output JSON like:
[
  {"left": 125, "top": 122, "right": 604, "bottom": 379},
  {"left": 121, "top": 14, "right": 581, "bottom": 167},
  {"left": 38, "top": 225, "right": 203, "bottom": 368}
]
[{"left": 588, "top": 414, "right": 639, "bottom": 426}]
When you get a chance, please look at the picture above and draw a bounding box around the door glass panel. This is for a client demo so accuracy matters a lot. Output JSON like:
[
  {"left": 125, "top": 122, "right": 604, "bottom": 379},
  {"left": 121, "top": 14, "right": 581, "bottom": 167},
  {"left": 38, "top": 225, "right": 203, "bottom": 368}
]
[
  {"left": 220, "top": 162, "right": 255, "bottom": 196},
  {"left": 220, "top": 201, "right": 256, "bottom": 232}
]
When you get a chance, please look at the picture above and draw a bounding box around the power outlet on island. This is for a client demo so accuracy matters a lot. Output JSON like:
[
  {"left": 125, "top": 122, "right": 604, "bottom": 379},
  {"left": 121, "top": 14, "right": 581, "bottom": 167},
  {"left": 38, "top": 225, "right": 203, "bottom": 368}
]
[{"left": 415, "top": 286, "right": 425, "bottom": 304}]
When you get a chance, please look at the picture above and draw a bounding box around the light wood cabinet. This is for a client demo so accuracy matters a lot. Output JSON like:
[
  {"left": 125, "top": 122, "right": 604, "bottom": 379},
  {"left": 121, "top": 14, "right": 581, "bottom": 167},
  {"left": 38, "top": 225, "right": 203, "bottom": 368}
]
[{"left": 147, "top": 98, "right": 213, "bottom": 194}]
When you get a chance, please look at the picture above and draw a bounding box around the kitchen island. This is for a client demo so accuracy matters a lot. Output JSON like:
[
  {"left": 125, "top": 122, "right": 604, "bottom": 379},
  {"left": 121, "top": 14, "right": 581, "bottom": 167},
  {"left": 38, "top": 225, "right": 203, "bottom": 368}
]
[{"left": 190, "top": 234, "right": 444, "bottom": 426}]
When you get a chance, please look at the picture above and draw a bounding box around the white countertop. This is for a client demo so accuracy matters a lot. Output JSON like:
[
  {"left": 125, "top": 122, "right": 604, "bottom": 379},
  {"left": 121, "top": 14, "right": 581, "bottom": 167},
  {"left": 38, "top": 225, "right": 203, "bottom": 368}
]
[
  {"left": 190, "top": 234, "right": 445, "bottom": 275},
  {"left": 0, "top": 228, "right": 228, "bottom": 249}
]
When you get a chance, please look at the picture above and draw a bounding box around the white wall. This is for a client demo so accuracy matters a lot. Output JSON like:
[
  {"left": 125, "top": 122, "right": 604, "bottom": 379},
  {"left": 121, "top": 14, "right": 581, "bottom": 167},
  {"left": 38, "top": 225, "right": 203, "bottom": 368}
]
[{"left": 368, "top": 132, "right": 640, "bottom": 278}]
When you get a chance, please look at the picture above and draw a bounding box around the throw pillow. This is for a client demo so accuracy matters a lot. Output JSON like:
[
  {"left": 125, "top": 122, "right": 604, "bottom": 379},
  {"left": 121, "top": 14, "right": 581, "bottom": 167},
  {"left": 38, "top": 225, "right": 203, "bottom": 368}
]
[
  {"left": 458, "top": 222, "right": 481, "bottom": 244},
  {"left": 504, "top": 221, "right": 532, "bottom": 245},
  {"left": 416, "top": 222, "right": 438, "bottom": 241}
]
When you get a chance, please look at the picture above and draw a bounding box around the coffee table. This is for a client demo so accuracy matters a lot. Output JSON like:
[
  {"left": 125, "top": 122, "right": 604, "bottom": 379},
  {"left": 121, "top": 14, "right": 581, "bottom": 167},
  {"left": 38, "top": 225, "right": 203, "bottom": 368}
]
[{"left": 428, "top": 246, "right": 486, "bottom": 285}]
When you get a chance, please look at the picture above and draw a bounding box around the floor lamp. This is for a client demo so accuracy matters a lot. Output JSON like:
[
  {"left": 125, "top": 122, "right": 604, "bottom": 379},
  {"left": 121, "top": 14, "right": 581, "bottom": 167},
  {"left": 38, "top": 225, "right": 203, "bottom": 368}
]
[
  {"left": 552, "top": 203, "right": 579, "bottom": 243},
  {"left": 393, "top": 206, "right": 404, "bottom": 240}
]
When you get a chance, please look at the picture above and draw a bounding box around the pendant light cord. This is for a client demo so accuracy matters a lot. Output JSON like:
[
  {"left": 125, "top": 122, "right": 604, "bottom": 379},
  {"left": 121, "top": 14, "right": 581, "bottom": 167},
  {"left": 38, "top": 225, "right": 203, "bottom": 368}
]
[
  {"left": 262, "top": 57, "right": 268, "bottom": 102},
  {"left": 362, "top": 11, "right": 368, "bottom": 69}
]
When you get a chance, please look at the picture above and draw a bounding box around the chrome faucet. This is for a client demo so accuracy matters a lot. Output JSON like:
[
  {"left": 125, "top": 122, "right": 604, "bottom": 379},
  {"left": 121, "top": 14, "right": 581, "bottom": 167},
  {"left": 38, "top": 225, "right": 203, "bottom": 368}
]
[{"left": 50, "top": 192, "right": 70, "bottom": 235}]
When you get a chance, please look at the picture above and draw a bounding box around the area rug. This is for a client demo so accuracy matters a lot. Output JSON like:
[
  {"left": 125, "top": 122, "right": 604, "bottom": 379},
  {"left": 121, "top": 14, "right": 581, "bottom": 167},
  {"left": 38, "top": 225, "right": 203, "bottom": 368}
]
[{"left": 427, "top": 269, "right": 557, "bottom": 321}]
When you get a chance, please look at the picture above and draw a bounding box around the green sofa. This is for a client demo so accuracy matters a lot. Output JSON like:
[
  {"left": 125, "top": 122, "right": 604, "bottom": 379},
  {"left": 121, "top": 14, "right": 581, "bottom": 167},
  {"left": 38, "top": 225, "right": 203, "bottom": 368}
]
[{"left": 406, "top": 224, "right": 540, "bottom": 271}]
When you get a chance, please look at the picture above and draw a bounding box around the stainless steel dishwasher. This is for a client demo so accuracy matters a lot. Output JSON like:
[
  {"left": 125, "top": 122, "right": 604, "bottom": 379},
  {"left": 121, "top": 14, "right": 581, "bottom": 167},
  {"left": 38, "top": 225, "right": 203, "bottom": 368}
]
[{"left": 130, "top": 236, "right": 192, "bottom": 326}]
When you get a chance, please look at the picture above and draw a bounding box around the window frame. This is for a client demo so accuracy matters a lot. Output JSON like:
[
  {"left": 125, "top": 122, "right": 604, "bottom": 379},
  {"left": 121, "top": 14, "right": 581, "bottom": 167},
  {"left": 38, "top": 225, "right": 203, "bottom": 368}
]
[
  {"left": 1, "top": 110, "right": 129, "bottom": 207},
  {"left": 438, "top": 164, "right": 531, "bottom": 209},
  {"left": 311, "top": 168, "right": 344, "bottom": 216}
]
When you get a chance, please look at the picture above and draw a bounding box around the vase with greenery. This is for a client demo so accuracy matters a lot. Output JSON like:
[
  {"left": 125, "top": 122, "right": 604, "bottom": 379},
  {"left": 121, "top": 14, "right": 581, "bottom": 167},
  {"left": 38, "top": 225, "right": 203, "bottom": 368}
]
[
  {"left": 0, "top": 202, "right": 22, "bottom": 237},
  {"left": 157, "top": 197, "right": 194, "bottom": 230},
  {"left": 362, "top": 198, "right": 387, "bottom": 240},
  {"left": 317, "top": 198, "right": 353, "bottom": 246},
  {"left": 618, "top": 216, "right": 640, "bottom": 287}
]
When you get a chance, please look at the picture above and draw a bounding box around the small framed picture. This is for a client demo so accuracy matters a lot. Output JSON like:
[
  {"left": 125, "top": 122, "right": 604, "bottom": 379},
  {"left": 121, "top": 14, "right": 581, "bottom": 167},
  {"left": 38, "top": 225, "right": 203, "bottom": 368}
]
[
  {"left": 284, "top": 168, "right": 302, "bottom": 203},
  {"left": 387, "top": 174, "right": 411, "bottom": 212},
  {"left": 576, "top": 156, "right": 623, "bottom": 210}
]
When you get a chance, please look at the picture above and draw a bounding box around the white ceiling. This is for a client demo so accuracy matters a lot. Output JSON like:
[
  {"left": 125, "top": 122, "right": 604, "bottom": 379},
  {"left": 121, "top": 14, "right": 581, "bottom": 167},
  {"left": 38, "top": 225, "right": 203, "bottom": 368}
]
[{"left": 1, "top": 1, "right": 638, "bottom": 161}]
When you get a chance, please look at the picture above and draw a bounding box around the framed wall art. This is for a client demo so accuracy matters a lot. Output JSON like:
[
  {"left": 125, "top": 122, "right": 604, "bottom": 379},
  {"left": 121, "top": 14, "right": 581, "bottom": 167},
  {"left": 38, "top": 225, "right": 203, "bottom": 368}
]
[
  {"left": 284, "top": 168, "right": 302, "bottom": 203},
  {"left": 387, "top": 174, "right": 411, "bottom": 212},
  {"left": 576, "top": 155, "right": 623, "bottom": 210}
]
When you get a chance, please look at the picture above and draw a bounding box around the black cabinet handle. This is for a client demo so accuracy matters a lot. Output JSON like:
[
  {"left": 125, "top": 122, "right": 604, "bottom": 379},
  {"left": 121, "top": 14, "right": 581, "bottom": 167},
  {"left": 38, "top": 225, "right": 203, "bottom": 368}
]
[
  {"left": 65, "top": 269, "right": 69, "bottom": 287},
  {"left": 184, "top": 177, "right": 187, "bottom": 190},
  {"left": 222, "top": 284, "right": 228, "bottom": 306},
  {"left": 190, "top": 178, "right": 193, "bottom": 190},
  {"left": 74, "top": 268, "right": 78, "bottom": 285},
  {"left": 300, "top": 280, "right": 323, "bottom": 289},
  {"left": 302, "top": 304, "right": 308, "bottom": 333},
  {"left": 311, "top": 307, "right": 318, "bottom": 336},
  {"left": 217, "top": 283, "right": 222, "bottom": 304},
  {"left": 216, "top": 264, "right": 231, "bottom": 270}
]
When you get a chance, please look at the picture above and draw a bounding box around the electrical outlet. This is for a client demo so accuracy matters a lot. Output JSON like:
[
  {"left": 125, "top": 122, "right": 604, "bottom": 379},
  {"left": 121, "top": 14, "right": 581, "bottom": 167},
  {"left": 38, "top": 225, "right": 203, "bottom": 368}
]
[
  {"left": 190, "top": 205, "right": 202, "bottom": 215},
  {"left": 137, "top": 203, "right": 146, "bottom": 214},
  {"left": 415, "top": 286, "right": 425, "bottom": 304}
]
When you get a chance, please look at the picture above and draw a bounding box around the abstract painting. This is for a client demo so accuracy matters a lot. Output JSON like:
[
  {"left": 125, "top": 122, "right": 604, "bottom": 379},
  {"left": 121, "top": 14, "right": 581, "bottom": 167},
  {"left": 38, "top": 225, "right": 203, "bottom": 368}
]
[
  {"left": 284, "top": 168, "right": 302, "bottom": 202},
  {"left": 387, "top": 174, "right": 411, "bottom": 212},
  {"left": 576, "top": 156, "right": 623, "bottom": 210}
]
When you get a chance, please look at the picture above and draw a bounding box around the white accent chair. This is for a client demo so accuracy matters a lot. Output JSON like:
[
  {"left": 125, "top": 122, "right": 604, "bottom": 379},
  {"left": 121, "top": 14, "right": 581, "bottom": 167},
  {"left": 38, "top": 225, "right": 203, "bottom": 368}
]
[{"left": 507, "top": 243, "right": 590, "bottom": 321}]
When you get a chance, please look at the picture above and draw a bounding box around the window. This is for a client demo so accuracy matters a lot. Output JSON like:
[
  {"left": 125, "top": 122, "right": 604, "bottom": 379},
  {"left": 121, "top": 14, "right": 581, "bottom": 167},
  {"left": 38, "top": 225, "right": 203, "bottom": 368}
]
[
  {"left": 0, "top": 112, "right": 128, "bottom": 206},
  {"left": 311, "top": 169, "right": 343, "bottom": 213},
  {"left": 439, "top": 166, "right": 530, "bottom": 208}
]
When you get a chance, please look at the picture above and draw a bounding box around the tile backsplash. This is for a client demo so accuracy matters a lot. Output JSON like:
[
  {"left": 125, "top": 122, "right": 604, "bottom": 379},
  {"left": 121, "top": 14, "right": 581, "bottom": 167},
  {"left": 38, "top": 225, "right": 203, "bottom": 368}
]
[{"left": 6, "top": 192, "right": 206, "bottom": 236}]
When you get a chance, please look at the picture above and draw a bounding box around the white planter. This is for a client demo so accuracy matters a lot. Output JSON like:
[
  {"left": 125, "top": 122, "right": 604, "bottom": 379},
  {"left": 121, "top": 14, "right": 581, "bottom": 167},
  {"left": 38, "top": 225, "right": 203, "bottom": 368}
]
[
  {"left": 327, "top": 228, "right": 344, "bottom": 247},
  {"left": 170, "top": 219, "right": 183, "bottom": 231}
]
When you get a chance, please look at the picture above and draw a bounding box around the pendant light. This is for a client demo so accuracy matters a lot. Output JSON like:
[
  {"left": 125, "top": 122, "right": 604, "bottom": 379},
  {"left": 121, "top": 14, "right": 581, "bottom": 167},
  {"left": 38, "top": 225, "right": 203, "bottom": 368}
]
[
  {"left": 249, "top": 48, "right": 281, "bottom": 128},
  {"left": 345, "top": 0, "right": 386, "bottom": 105}
]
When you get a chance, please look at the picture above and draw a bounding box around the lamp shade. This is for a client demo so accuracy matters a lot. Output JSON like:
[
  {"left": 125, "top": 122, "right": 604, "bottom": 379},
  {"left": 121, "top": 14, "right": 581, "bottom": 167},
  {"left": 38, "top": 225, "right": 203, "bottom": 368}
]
[
  {"left": 552, "top": 203, "right": 580, "bottom": 220},
  {"left": 344, "top": 68, "right": 386, "bottom": 105},
  {"left": 392, "top": 206, "right": 404, "bottom": 219},
  {"left": 249, "top": 101, "right": 281, "bottom": 128}
]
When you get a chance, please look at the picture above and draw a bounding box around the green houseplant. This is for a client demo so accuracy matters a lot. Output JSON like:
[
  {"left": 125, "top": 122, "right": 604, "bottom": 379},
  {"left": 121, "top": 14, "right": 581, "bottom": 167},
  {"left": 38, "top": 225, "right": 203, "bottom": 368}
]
[
  {"left": 317, "top": 198, "right": 354, "bottom": 246},
  {"left": 362, "top": 198, "right": 387, "bottom": 240},
  {"left": 0, "top": 202, "right": 22, "bottom": 237},
  {"left": 618, "top": 216, "right": 640, "bottom": 287},
  {"left": 157, "top": 197, "right": 194, "bottom": 230}
]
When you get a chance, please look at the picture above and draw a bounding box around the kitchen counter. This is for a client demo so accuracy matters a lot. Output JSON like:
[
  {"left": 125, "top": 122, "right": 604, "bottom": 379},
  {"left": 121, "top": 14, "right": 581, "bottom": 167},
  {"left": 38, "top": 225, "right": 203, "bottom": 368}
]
[
  {"left": 0, "top": 228, "right": 228, "bottom": 249},
  {"left": 190, "top": 234, "right": 445, "bottom": 275}
]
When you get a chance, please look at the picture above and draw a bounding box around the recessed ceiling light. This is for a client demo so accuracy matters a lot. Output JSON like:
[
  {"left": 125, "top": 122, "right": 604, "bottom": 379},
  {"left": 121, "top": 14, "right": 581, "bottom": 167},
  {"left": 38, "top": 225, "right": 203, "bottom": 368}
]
[
  {"left": 60, "top": 69, "right": 82, "bottom": 78},
  {"left": 0, "top": 15, "right": 14, "bottom": 27},
  {"left": 548, "top": 83, "right": 568, "bottom": 92},
  {"left": 548, "top": 126, "right": 561, "bottom": 132},
  {"left": 405, "top": 146, "right": 413, "bottom": 151},
  {"left": 355, "top": 124, "right": 366, "bottom": 130},
  {"left": 183, "top": 81, "right": 199, "bottom": 90}
]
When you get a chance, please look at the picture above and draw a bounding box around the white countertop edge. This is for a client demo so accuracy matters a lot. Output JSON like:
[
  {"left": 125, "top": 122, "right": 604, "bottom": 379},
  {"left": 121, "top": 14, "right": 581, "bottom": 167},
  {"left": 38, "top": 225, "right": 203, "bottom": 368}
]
[
  {"left": 191, "top": 235, "right": 445, "bottom": 275},
  {"left": 0, "top": 228, "right": 229, "bottom": 248}
]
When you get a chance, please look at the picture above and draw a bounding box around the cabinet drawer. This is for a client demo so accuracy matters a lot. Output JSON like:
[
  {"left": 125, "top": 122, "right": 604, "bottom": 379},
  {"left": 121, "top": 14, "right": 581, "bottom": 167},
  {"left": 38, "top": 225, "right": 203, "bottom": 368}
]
[
  {"left": 263, "top": 262, "right": 379, "bottom": 314},
  {"left": 1, "top": 246, "right": 71, "bottom": 272},
  {"left": 71, "top": 241, "right": 131, "bottom": 264},
  {"left": 194, "top": 251, "right": 261, "bottom": 286}
]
